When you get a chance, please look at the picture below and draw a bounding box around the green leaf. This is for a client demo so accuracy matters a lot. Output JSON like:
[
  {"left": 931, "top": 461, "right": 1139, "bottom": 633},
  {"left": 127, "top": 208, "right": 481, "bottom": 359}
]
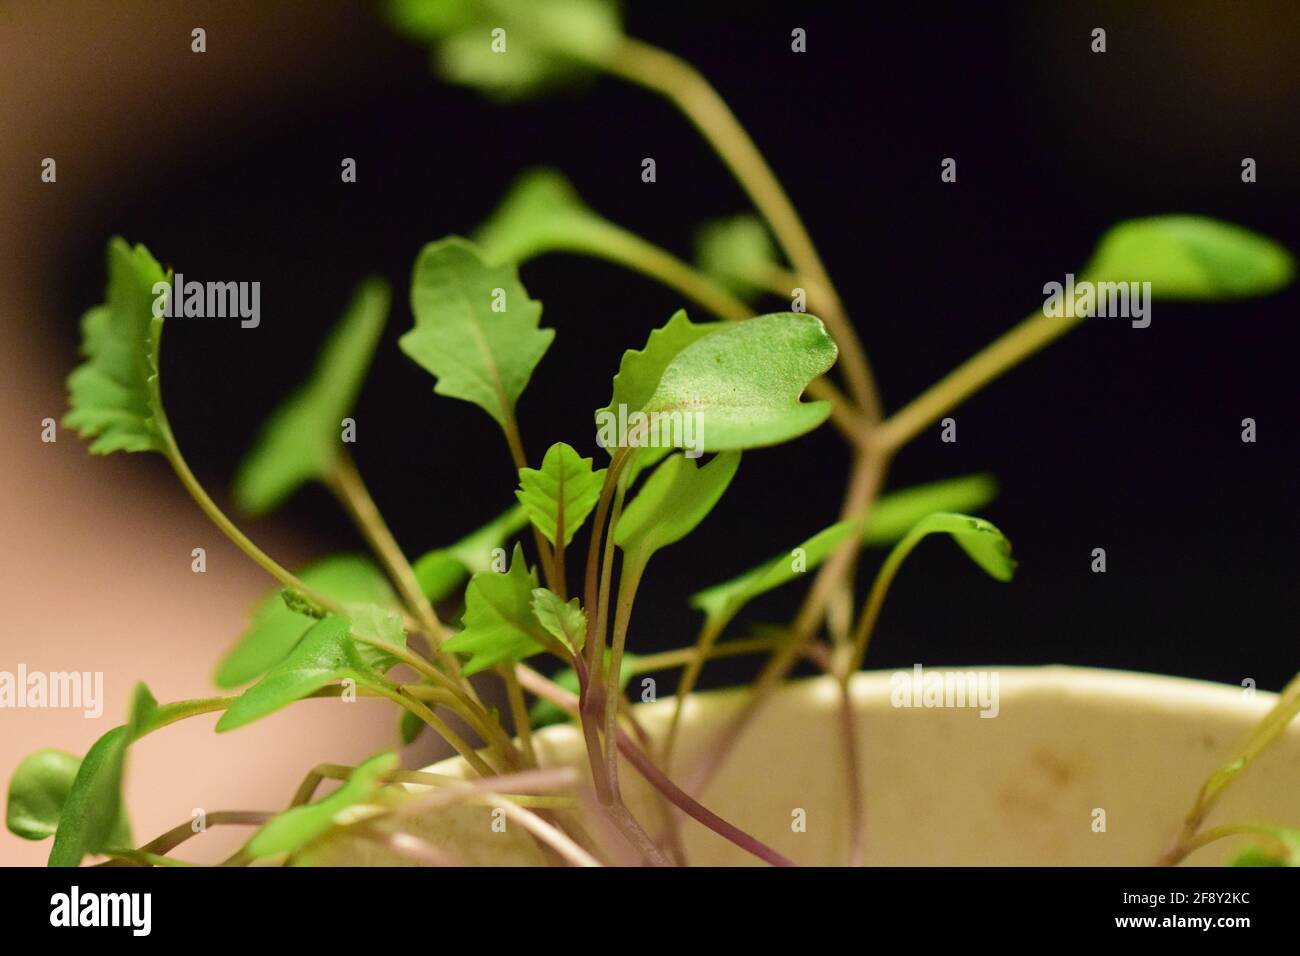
[
  {"left": 475, "top": 168, "right": 607, "bottom": 265},
  {"left": 596, "top": 309, "right": 723, "bottom": 485},
  {"left": 528, "top": 653, "right": 640, "bottom": 728},
  {"left": 387, "top": 0, "right": 623, "bottom": 100},
  {"left": 48, "top": 683, "right": 156, "bottom": 867},
  {"left": 233, "top": 279, "right": 389, "bottom": 515},
  {"left": 887, "top": 512, "right": 1017, "bottom": 584},
  {"left": 245, "top": 752, "right": 398, "bottom": 859},
  {"left": 1229, "top": 828, "right": 1300, "bottom": 867},
  {"left": 615, "top": 453, "right": 741, "bottom": 569},
  {"left": 64, "top": 238, "right": 169, "bottom": 455},
  {"left": 516, "top": 442, "right": 606, "bottom": 547},
  {"left": 216, "top": 555, "right": 399, "bottom": 689},
  {"left": 531, "top": 587, "right": 586, "bottom": 652},
  {"left": 399, "top": 708, "right": 425, "bottom": 745},
  {"left": 412, "top": 505, "right": 530, "bottom": 604},
  {"left": 597, "top": 309, "right": 722, "bottom": 429},
  {"left": 7, "top": 750, "right": 129, "bottom": 846},
  {"left": 638, "top": 313, "right": 838, "bottom": 452},
  {"left": 862, "top": 474, "right": 999, "bottom": 546},
  {"left": 691, "top": 520, "right": 860, "bottom": 631},
  {"left": 443, "top": 544, "right": 551, "bottom": 674},
  {"left": 695, "top": 214, "right": 779, "bottom": 294},
  {"left": 400, "top": 237, "right": 554, "bottom": 429},
  {"left": 689, "top": 474, "right": 1000, "bottom": 631},
  {"left": 217, "top": 616, "right": 396, "bottom": 732},
  {"left": 1082, "top": 215, "right": 1294, "bottom": 299}
]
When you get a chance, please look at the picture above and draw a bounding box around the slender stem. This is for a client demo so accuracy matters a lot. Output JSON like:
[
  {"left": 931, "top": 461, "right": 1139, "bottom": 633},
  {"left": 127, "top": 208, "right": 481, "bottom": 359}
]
[
  {"left": 604, "top": 37, "right": 881, "bottom": 422},
  {"left": 375, "top": 686, "right": 500, "bottom": 778},
  {"left": 516, "top": 664, "right": 793, "bottom": 867},
  {"left": 1163, "top": 822, "right": 1292, "bottom": 867},
  {"left": 688, "top": 451, "right": 890, "bottom": 793},
  {"left": 636, "top": 633, "right": 785, "bottom": 677},
  {"left": 663, "top": 616, "right": 725, "bottom": 767},
  {"left": 161, "top": 429, "right": 337, "bottom": 612},
  {"left": 1163, "top": 669, "right": 1300, "bottom": 862},
  {"left": 491, "top": 800, "right": 603, "bottom": 867},
  {"left": 876, "top": 306, "right": 1088, "bottom": 454},
  {"left": 604, "top": 556, "right": 647, "bottom": 798},
  {"left": 500, "top": 409, "right": 558, "bottom": 590},
  {"left": 326, "top": 452, "right": 453, "bottom": 645},
  {"left": 836, "top": 674, "right": 866, "bottom": 865},
  {"left": 499, "top": 662, "right": 539, "bottom": 768},
  {"left": 136, "top": 810, "right": 272, "bottom": 857},
  {"left": 558, "top": 217, "right": 755, "bottom": 322}
]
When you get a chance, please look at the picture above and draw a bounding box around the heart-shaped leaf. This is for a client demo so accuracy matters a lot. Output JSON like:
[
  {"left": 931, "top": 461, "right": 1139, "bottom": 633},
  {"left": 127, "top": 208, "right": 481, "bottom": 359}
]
[
  {"left": 217, "top": 616, "right": 396, "bottom": 732},
  {"left": 216, "top": 555, "right": 399, "bottom": 689},
  {"left": 245, "top": 751, "right": 398, "bottom": 859},
  {"left": 1082, "top": 215, "right": 1294, "bottom": 299},
  {"left": 64, "top": 239, "right": 169, "bottom": 455},
  {"left": 443, "top": 543, "right": 552, "bottom": 674},
  {"left": 412, "top": 505, "right": 530, "bottom": 604},
  {"left": 233, "top": 278, "right": 389, "bottom": 515},
  {"left": 516, "top": 442, "right": 606, "bottom": 547},
  {"left": 400, "top": 237, "right": 554, "bottom": 430},
  {"left": 639, "top": 313, "right": 837, "bottom": 451}
]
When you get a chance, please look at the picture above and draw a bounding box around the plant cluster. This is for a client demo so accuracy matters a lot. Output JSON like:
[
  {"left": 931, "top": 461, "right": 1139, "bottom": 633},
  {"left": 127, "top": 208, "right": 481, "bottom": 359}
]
[{"left": 6, "top": 0, "right": 1297, "bottom": 867}]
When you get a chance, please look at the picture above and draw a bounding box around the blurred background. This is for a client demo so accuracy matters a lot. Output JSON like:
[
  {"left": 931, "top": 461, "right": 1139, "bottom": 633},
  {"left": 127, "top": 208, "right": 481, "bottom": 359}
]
[{"left": 1, "top": 0, "right": 1297, "bottom": 865}]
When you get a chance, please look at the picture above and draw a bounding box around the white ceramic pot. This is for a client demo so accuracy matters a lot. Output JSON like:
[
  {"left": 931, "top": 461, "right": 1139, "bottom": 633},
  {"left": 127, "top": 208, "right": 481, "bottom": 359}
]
[{"left": 311, "top": 666, "right": 1300, "bottom": 866}]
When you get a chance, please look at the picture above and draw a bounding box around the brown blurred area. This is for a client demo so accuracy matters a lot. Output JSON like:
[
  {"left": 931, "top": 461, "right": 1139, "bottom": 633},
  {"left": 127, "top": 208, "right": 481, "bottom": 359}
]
[{"left": 0, "top": 0, "right": 446, "bottom": 866}]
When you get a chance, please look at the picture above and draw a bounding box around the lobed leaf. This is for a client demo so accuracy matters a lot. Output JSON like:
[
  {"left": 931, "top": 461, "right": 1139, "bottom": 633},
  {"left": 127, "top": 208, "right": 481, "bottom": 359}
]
[
  {"left": 516, "top": 442, "right": 606, "bottom": 546},
  {"left": 64, "top": 238, "right": 169, "bottom": 455},
  {"left": 233, "top": 279, "right": 390, "bottom": 515},
  {"left": 443, "top": 543, "right": 551, "bottom": 674},
  {"left": 245, "top": 752, "right": 398, "bottom": 859},
  {"left": 400, "top": 237, "right": 553, "bottom": 429},
  {"left": 1082, "top": 215, "right": 1294, "bottom": 300},
  {"left": 639, "top": 313, "right": 837, "bottom": 451}
]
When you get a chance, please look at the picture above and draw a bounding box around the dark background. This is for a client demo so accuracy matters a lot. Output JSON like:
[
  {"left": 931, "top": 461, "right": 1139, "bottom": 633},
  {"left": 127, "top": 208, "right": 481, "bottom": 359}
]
[{"left": 46, "top": 1, "right": 1300, "bottom": 692}]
